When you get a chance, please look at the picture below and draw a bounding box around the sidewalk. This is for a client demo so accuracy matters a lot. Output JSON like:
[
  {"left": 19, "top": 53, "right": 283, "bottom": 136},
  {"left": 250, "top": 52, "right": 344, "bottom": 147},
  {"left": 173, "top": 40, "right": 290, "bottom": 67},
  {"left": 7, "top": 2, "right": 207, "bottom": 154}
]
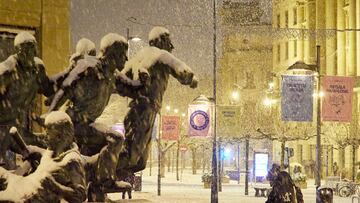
[{"left": 107, "top": 168, "right": 353, "bottom": 203}]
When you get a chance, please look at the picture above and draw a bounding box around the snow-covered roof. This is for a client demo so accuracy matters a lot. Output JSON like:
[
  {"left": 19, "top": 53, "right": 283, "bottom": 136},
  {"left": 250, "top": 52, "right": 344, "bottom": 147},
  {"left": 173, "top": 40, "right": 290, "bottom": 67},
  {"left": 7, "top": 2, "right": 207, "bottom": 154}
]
[
  {"left": 0, "top": 55, "right": 17, "bottom": 75},
  {"left": 62, "top": 56, "right": 99, "bottom": 87},
  {"left": 76, "top": 38, "right": 96, "bottom": 55},
  {"left": 122, "top": 46, "right": 192, "bottom": 80},
  {"left": 148, "top": 26, "right": 170, "bottom": 41},
  {"left": 14, "top": 31, "right": 36, "bottom": 47},
  {"left": 99, "top": 33, "right": 127, "bottom": 54},
  {"left": 44, "top": 111, "right": 72, "bottom": 126}
]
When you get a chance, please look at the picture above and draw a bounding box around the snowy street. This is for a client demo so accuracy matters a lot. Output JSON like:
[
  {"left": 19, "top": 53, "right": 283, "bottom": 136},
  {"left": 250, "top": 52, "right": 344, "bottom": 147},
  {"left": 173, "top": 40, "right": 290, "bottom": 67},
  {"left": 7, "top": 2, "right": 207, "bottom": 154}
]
[{"left": 108, "top": 168, "right": 354, "bottom": 203}]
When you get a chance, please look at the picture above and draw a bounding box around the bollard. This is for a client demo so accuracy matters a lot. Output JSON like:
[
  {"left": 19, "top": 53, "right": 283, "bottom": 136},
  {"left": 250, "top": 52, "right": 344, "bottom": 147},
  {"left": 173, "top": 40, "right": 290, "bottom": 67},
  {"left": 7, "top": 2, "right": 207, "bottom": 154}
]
[{"left": 316, "top": 187, "right": 333, "bottom": 203}]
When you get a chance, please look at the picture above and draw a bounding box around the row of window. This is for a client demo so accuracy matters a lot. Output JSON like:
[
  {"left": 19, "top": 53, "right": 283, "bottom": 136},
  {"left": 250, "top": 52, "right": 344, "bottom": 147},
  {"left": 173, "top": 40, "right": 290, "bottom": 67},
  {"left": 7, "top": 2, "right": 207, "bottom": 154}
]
[
  {"left": 276, "top": 40, "right": 297, "bottom": 62},
  {"left": 276, "top": 7, "right": 298, "bottom": 28}
]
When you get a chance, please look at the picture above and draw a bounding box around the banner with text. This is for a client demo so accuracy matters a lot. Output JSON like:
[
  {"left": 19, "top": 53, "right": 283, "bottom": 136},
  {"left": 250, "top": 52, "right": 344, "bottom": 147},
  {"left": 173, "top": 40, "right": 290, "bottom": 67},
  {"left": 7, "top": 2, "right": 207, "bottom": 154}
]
[
  {"left": 281, "top": 75, "right": 314, "bottom": 121},
  {"left": 161, "top": 116, "right": 180, "bottom": 141},
  {"left": 322, "top": 76, "right": 354, "bottom": 122},
  {"left": 216, "top": 105, "right": 241, "bottom": 137},
  {"left": 188, "top": 104, "right": 211, "bottom": 137}
]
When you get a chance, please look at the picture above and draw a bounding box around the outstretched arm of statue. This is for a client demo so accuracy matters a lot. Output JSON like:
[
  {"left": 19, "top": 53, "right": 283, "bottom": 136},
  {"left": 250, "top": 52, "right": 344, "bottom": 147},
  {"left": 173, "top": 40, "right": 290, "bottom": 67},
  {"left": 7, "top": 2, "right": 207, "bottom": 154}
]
[
  {"left": 114, "top": 69, "right": 149, "bottom": 99},
  {"left": 158, "top": 51, "right": 197, "bottom": 88},
  {"left": 36, "top": 59, "right": 56, "bottom": 97},
  {"left": 47, "top": 89, "right": 69, "bottom": 112}
]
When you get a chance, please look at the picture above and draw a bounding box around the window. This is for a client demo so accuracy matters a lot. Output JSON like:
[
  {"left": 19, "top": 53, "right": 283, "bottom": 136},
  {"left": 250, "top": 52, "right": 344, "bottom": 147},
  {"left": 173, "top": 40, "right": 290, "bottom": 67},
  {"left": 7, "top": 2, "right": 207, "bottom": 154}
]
[
  {"left": 285, "top": 42, "right": 289, "bottom": 60},
  {"left": 294, "top": 40, "right": 297, "bottom": 57},
  {"left": 277, "top": 14, "right": 280, "bottom": 28},
  {"left": 285, "top": 11, "right": 288, "bottom": 28},
  {"left": 293, "top": 8, "right": 297, "bottom": 25},
  {"left": 277, "top": 44, "right": 280, "bottom": 62}
]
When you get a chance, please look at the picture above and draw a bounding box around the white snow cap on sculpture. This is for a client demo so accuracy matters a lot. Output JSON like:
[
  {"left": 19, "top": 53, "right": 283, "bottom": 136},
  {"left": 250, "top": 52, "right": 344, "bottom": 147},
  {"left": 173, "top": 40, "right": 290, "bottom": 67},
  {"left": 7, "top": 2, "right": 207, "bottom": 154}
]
[
  {"left": 76, "top": 38, "right": 96, "bottom": 55},
  {"left": 99, "top": 33, "right": 127, "bottom": 54},
  {"left": 14, "top": 31, "right": 36, "bottom": 47},
  {"left": 122, "top": 46, "right": 193, "bottom": 81},
  {"left": 0, "top": 55, "right": 17, "bottom": 75},
  {"left": 148, "top": 26, "right": 170, "bottom": 41},
  {"left": 44, "top": 111, "right": 72, "bottom": 126}
]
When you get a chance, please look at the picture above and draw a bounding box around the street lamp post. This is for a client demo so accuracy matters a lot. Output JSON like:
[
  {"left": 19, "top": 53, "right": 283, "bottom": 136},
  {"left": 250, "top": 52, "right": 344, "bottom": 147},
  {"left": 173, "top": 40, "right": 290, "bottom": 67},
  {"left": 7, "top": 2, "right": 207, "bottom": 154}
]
[{"left": 287, "top": 46, "right": 321, "bottom": 198}]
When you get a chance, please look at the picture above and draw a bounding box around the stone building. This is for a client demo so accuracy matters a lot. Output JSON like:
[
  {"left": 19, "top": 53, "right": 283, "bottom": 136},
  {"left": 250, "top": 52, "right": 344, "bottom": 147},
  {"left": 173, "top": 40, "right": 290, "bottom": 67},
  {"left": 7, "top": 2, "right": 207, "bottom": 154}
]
[{"left": 273, "top": 0, "right": 360, "bottom": 178}]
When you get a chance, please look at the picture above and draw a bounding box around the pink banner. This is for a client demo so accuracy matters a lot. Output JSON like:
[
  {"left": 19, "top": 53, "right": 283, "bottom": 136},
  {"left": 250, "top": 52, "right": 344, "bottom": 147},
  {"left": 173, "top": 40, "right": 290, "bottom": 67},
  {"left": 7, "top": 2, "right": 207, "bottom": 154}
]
[
  {"left": 188, "top": 105, "right": 211, "bottom": 137},
  {"left": 322, "top": 76, "right": 354, "bottom": 122},
  {"left": 161, "top": 116, "right": 180, "bottom": 140}
]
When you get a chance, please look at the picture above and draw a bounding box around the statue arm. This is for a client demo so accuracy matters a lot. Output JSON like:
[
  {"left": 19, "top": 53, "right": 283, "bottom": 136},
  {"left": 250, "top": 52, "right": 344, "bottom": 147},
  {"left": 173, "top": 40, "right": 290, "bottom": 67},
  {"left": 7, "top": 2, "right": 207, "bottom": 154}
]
[
  {"left": 36, "top": 61, "right": 56, "bottom": 97},
  {"left": 159, "top": 51, "right": 198, "bottom": 88},
  {"left": 115, "top": 69, "right": 149, "bottom": 99},
  {"left": 47, "top": 88, "right": 70, "bottom": 112}
]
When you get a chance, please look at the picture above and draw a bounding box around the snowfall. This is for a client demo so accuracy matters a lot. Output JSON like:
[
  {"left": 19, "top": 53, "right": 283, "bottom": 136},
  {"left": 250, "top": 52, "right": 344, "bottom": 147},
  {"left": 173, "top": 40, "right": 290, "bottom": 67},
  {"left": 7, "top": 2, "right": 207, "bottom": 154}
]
[{"left": 107, "top": 168, "right": 354, "bottom": 203}]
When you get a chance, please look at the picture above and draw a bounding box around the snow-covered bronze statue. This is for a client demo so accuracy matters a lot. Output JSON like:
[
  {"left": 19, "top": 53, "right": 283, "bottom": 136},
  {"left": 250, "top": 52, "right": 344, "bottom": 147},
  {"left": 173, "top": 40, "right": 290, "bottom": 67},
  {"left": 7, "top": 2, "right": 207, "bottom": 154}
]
[
  {"left": 50, "top": 38, "right": 96, "bottom": 89},
  {"left": 47, "top": 33, "right": 146, "bottom": 201},
  {"left": 0, "top": 111, "right": 86, "bottom": 203},
  {"left": 0, "top": 32, "right": 54, "bottom": 169},
  {"left": 117, "top": 26, "right": 198, "bottom": 175}
]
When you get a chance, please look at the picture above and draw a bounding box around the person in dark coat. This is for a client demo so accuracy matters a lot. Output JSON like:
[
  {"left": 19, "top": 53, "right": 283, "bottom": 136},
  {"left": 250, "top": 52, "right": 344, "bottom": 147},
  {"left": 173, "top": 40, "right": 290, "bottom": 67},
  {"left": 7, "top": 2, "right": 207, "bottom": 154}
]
[{"left": 266, "top": 170, "right": 304, "bottom": 203}]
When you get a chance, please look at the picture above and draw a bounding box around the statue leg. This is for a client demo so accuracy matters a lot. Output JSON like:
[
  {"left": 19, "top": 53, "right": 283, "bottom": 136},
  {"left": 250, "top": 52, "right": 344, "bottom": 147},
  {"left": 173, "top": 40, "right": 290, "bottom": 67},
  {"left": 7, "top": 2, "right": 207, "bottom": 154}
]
[{"left": 118, "top": 105, "right": 156, "bottom": 173}]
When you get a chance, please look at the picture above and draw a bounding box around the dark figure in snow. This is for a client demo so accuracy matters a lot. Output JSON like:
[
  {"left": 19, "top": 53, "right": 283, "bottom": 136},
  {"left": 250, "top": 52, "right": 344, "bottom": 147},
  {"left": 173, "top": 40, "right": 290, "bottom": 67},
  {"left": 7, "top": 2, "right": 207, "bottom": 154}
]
[
  {"left": 117, "top": 26, "right": 198, "bottom": 175},
  {"left": 50, "top": 38, "right": 96, "bottom": 90},
  {"left": 0, "top": 111, "right": 86, "bottom": 203},
  {"left": 0, "top": 32, "right": 54, "bottom": 169},
  {"left": 266, "top": 165, "right": 304, "bottom": 203},
  {"left": 48, "top": 33, "right": 144, "bottom": 201}
]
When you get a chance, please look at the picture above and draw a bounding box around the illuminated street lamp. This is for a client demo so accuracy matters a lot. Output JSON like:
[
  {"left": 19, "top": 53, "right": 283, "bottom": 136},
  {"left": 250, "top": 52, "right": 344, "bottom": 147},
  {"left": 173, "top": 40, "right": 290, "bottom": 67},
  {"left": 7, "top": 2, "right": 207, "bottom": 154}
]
[
  {"left": 174, "top": 109, "right": 179, "bottom": 114},
  {"left": 166, "top": 105, "right": 171, "bottom": 111},
  {"left": 231, "top": 91, "right": 240, "bottom": 102}
]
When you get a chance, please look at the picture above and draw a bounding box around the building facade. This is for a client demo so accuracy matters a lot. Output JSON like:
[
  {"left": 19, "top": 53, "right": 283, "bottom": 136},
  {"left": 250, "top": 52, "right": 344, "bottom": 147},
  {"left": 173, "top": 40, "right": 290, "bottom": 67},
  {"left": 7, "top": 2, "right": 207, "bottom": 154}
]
[{"left": 273, "top": 0, "right": 360, "bottom": 178}]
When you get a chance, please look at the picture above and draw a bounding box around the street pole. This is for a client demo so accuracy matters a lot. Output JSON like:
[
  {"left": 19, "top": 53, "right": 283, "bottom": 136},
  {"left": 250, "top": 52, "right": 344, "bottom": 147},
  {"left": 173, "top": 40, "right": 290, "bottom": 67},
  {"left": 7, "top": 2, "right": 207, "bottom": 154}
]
[
  {"left": 218, "top": 139, "right": 222, "bottom": 192},
  {"left": 211, "top": 0, "right": 218, "bottom": 202},
  {"left": 315, "top": 45, "right": 321, "bottom": 188},
  {"left": 158, "top": 112, "right": 162, "bottom": 196},
  {"left": 237, "top": 143, "right": 240, "bottom": 184},
  {"left": 245, "top": 137, "right": 249, "bottom": 195}
]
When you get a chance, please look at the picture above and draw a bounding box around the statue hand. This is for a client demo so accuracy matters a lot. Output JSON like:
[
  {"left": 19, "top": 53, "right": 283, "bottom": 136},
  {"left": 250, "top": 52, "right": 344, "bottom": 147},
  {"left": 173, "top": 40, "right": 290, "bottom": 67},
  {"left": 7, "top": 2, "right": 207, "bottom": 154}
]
[{"left": 190, "top": 76, "right": 198, "bottom": 88}]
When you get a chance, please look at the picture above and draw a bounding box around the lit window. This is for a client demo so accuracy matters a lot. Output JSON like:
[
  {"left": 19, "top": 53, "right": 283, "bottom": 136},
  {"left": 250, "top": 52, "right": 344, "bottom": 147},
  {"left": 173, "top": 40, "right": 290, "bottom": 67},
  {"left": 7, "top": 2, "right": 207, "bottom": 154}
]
[
  {"left": 285, "top": 42, "right": 289, "bottom": 60},
  {"left": 285, "top": 11, "right": 288, "bottom": 28},
  {"left": 294, "top": 40, "right": 297, "bottom": 57},
  {"left": 293, "top": 8, "right": 297, "bottom": 25}
]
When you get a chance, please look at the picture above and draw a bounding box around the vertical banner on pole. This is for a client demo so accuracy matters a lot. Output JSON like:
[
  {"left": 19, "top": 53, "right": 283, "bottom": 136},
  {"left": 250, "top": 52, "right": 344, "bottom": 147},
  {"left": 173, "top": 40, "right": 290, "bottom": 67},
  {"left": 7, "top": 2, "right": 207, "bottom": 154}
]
[
  {"left": 161, "top": 116, "right": 180, "bottom": 140},
  {"left": 322, "top": 76, "right": 354, "bottom": 122},
  {"left": 188, "top": 104, "right": 212, "bottom": 137},
  {"left": 281, "top": 75, "right": 314, "bottom": 121}
]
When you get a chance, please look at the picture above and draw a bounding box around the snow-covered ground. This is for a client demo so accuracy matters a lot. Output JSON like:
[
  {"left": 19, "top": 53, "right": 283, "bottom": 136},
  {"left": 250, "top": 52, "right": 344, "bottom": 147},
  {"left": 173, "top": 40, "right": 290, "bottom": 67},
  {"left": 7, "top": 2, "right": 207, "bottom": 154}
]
[{"left": 108, "top": 168, "right": 354, "bottom": 203}]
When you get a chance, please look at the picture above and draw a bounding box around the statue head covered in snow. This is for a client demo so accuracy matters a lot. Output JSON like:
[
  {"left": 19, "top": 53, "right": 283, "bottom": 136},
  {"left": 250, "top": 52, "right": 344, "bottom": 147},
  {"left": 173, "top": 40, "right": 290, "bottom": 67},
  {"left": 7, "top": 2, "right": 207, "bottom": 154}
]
[
  {"left": 148, "top": 26, "right": 174, "bottom": 53},
  {"left": 44, "top": 111, "right": 74, "bottom": 156},
  {"left": 14, "top": 32, "right": 38, "bottom": 66},
  {"left": 98, "top": 33, "right": 128, "bottom": 72},
  {"left": 76, "top": 38, "right": 96, "bottom": 56}
]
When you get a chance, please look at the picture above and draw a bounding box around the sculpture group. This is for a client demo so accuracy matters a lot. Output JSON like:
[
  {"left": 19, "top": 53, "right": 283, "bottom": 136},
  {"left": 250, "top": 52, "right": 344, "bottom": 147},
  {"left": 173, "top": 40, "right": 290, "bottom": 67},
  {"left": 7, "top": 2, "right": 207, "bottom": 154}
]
[{"left": 0, "top": 27, "right": 197, "bottom": 202}]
